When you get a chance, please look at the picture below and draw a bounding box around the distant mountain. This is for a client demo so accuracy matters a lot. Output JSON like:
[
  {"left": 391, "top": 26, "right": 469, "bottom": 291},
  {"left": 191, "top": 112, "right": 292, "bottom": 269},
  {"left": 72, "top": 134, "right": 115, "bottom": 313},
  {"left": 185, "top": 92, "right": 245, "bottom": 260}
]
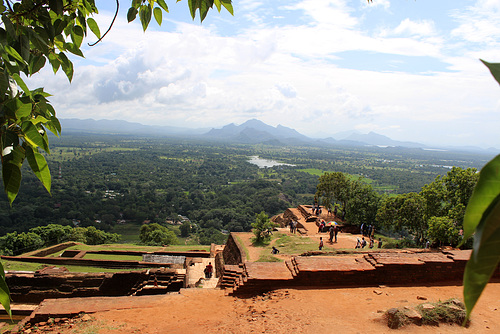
[
  {"left": 327, "top": 130, "right": 362, "bottom": 141},
  {"left": 204, "top": 118, "right": 310, "bottom": 144},
  {"left": 344, "top": 131, "right": 425, "bottom": 148},
  {"left": 57, "top": 118, "right": 496, "bottom": 154},
  {"left": 60, "top": 118, "right": 209, "bottom": 136}
]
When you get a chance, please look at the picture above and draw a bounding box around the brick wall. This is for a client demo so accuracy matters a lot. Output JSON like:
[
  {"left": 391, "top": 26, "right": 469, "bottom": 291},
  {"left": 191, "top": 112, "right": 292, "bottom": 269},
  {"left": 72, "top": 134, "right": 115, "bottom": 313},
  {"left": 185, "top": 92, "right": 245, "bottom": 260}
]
[{"left": 222, "top": 233, "right": 246, "bottom": 265}]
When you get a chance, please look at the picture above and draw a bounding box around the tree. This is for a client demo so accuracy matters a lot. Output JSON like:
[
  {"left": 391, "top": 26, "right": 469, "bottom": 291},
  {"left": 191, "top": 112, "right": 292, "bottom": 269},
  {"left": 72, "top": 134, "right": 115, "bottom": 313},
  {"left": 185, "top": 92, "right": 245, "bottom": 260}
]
[
  {"left": 180, "top": 221, "right": 191, "bottom": 238},
  {"left": 427, "top": 216, "right": 460, "bottom": 247},
  {"left": 344, "top": 182, "right": 380, "bottom": 227},
  {"left": 315, "top": 172, "right": 349, "bottom": 211},
  {"left": 139, "top": 223, "right": 177, "bottom": 246},
  {"left": 251, "top": 211, "right": 275, "bottom": 243},
  {"left": 377, "top": 192, "right": 427, "bottom": 244},
  {"left": 0, "top": 0, "right": 233, "bottom": 316}
]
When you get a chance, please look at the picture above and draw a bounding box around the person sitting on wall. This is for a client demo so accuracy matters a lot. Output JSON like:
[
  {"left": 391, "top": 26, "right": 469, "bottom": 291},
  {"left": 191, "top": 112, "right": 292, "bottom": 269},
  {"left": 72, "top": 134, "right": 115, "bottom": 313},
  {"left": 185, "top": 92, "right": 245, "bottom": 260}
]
[{"left": 361, "top": 237, "right": 367, "bottom": 248}]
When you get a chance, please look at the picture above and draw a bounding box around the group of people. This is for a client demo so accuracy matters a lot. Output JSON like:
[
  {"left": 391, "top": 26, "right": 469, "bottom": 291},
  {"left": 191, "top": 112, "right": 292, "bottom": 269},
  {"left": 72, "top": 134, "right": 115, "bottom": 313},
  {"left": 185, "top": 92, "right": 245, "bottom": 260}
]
[
  {"left": 311, "top": 204, "right": 323, "bottom": 216},
  {"left": 355, "top": 236, "right": 383, "bottom": 249},
  {"left": 360, "top": 223, "right": 376, "bottom": 238},
  {"left": 312, "top": 204, "right": 344, "bottom": 220},
  {"left": 289, "top": 220, "right": 298, "bottom": 233}
]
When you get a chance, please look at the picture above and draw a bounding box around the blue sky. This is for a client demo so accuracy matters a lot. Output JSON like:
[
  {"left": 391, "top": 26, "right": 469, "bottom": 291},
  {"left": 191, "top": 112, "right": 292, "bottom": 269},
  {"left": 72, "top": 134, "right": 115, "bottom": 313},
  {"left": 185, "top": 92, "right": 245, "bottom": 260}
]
[{"left": 28, "top": 0, "right": 500, "bottom": 148}]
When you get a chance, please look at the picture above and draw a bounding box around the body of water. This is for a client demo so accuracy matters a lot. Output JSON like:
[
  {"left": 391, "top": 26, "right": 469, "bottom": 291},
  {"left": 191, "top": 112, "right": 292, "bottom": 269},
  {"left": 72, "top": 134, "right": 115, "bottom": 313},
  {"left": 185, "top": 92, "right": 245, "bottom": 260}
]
[{"left": 248, "top": 156, "right": 295, "bottom": 168}]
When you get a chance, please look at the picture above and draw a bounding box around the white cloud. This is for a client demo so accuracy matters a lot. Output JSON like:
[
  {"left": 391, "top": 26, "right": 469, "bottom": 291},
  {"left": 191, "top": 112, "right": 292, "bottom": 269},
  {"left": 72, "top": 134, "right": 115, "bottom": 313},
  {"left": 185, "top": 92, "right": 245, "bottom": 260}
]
[
  {"left": 393, "top": 18, "right": 436, "bottom": 37},
  {"left": 275, "top": 83, "right": 298, "bottom": 98},
  {"left": 18, "top": 0, "right": 500, "bottom": 148}
]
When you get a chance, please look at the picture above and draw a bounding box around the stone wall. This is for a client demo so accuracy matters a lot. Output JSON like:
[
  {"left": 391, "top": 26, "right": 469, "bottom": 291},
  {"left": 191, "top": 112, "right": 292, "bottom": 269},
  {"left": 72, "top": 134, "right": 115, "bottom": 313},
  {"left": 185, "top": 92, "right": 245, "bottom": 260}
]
[
  {"left": 27, "top": 242, "right": 77, "bottom": 257},
  {"left": 6, "top": 269, "right": 185, "bottom": 303},
  {"left": 222, "top": 233, "right": 246, "bottom": 265},
  {"left": 226, "top": 249, "right": 500, "bottom": 295},
  {"left": 1, "top": 255, "right": 183, "bottom": 269}
]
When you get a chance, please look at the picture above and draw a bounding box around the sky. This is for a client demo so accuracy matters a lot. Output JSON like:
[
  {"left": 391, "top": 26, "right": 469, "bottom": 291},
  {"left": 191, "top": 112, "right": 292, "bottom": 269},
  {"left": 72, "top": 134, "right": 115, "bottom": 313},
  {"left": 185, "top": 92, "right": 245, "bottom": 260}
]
[{"left": 26, "top": 0, "right": 500, "bottom": 148}]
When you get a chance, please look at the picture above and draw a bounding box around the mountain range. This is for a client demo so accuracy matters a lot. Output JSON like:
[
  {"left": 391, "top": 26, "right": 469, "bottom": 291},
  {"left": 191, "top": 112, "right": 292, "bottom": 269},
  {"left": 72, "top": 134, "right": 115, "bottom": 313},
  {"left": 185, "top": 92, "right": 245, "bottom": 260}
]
[{"left": 59, "top": 118, "right": 496, "bottom": 154}]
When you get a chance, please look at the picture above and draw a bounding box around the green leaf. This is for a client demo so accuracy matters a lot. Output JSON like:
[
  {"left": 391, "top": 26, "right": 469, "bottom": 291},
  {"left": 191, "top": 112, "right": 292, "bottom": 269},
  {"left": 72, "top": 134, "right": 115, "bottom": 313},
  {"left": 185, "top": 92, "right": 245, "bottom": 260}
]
[
  {"left": 48, "top": 53, "right": 61, "bottom": 73},
  {"left": 0, "top": 69, "right": 9, "bottom": 95},
  {"left": 4, "top": 98, "right": 31, "bottom": 119},
  {"left": 2, "top": 145, "right": 25, "bottom": 205},
  {"left": 12, "top": 74, "right": 30, "bottom": 97},
  {"left": 87, "top": 18, "right": 101, "bottom": 39},
  {"left": 139, "top": 5, "right": 152, "bottom": 31},
  {"left": 481, "top": 60, "right": 500, "bottom": 86},
  {"left": 25, "top": 146, "right": 51, "bottom": 193},
  {"left": 64, "top": 42, "right": 84, "bottom": 58},
  {"left": 463, "top": 197, "right": 500, "bottom": 321},
  {"left": 58, "top": 52, "right": 74, "bottom": 82},
  {"left": 188, "top": 0, "right": 199, "bottom": 20},
  {"left": 2, "top": 15, "right": 16, "bottom": 39},
  {"left": 49, "top": 0, "right": 64, "bottom": 16},
  {"left": 220, "top": 0, "right": 234, "bottom": 15},
  {"left": 154, "top": 7, "right": 163, "bottom": 26},
  {"left": 132, "top": 0, "right": 142, "bottom": 9},
  {"left": 214, "top": 0, "right": 222, "bottom": 11},
  {"left": 127, "top": 7, "right": 139, "bottom": 22},
  {"left": 29, "top": 55, "right": 47, "bottom": 75},
  {"left": 32, "top": 116, "right": 49, "bottom": 125},
  {"left": 44, "top": 116, "right": 61, "bottom": 137},
  {"left": 21, "top": 122, "right": 45, "bottom": 149},
  {"left": 71, "top": 25, "right": 84, "bottom": 47},
  {"left": 199, "top": 0, "right": 211, "bottom": 22},
  {"left": 157, "top": 0, "right": 169, "bottom": 12},
  {"left": 462, "top": 155, "right": 500, "bottom": 241},
  {"left": 4, "top": 46, "right": 25, "bottom": 64},
  {"left": 0, "top": 262, "right": 11, "bottom": 320},
  {"left": 53, "top": 18, "right": 66, "bottom": 37}
]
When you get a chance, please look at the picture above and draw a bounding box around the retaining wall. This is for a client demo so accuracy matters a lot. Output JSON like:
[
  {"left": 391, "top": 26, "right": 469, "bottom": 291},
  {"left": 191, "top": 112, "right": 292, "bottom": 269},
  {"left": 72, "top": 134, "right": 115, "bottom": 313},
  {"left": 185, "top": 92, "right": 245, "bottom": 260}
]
[
  {"left": 27, "top": 242, "right": 77, "bottom": 257},
  {"left": 224, "top": 249, "right": 500, "bottom": 295},
  {"left": 6, "top": 269, "right": 185, "bottom": 303},
  {"left": 222, "top": 233, "right": 246, "bottom": 265}
]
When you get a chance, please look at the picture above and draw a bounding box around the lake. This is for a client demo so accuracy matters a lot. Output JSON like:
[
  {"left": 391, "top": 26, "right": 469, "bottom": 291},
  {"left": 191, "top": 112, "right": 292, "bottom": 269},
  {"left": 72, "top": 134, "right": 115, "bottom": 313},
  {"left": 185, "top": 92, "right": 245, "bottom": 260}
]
[{"left": 248, "top": 156, "right": 295, "bottom": 168}]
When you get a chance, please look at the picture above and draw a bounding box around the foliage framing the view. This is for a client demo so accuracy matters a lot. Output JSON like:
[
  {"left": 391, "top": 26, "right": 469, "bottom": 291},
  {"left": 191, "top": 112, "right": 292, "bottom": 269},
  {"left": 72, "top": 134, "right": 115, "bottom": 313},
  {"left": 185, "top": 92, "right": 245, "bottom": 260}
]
[
  {"left": 461, "top": 59, "right": 500, "bottom": 321},
  {"left": 0, "top": 0, "right": 232, "bottom": 318}
]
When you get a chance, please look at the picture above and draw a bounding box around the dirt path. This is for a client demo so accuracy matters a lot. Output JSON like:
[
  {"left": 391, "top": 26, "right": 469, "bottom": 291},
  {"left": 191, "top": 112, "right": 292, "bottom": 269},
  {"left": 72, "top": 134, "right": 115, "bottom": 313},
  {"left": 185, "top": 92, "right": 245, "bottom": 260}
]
[{"left": 48, "top": 283, "right": 500, "bottom": 333}]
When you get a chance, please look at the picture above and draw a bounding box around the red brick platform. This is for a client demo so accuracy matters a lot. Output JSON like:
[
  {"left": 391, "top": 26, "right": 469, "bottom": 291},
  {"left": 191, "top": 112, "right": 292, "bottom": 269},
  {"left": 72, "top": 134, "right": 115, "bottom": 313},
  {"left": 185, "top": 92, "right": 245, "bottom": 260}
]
[{"left": 220, "top": 249, "right": 499, "bottom": 295}]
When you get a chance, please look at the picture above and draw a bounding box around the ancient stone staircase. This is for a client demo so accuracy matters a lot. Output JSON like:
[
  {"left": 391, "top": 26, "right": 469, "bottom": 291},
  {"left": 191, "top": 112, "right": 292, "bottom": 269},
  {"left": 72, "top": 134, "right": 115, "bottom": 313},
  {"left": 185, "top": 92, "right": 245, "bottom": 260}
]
[
  {"left": 131, "top": 269, "right": 185, "bottom": 296},
  {"left": 218, "top": 264, "right": 245, "bottom": 290}
]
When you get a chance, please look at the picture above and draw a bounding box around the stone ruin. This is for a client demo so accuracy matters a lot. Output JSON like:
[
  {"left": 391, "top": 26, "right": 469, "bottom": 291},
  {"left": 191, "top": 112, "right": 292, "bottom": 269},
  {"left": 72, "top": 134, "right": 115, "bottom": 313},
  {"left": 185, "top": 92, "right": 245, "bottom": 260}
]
[
  {"left": 219, "top": 233, "right": 500, "bottom": 295},
  {"left": 2, "top": 243, "right": 217, "bottom": 304}
]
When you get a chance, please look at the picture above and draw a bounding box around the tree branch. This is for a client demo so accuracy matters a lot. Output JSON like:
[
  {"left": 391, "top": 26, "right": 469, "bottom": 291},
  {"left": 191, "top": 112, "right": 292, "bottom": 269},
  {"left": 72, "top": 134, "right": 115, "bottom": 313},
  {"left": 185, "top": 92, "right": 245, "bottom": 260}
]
[{"left": 88, "top": 0, "right": 120, "bottom": 47}]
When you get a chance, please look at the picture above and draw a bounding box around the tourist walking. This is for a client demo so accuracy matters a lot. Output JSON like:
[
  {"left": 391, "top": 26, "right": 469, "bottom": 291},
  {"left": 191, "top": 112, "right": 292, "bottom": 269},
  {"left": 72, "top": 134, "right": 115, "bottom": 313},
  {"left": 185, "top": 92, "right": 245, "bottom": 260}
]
[
  {"left": 204, "top": 262, "right": 213, "bottom": 279},
  {"left": 334, "top": 225, "right": 339, "bottom": 243},
  {"left": 319, "top": 237, "right": 324, "bottom": 250}
]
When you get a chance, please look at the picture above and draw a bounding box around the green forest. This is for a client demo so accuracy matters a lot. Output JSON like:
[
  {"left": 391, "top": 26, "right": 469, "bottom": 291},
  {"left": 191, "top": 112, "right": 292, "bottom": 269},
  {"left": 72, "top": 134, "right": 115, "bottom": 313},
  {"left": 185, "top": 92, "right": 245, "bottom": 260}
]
[{"left": 0, "top": 133, "right": 493, "bottom": 252}]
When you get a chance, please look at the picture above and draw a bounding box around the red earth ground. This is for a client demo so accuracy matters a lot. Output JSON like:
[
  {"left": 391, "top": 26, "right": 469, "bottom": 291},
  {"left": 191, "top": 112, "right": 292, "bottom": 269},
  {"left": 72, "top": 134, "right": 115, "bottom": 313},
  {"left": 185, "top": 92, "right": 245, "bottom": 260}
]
[
  {"left": 15, "top": 228, "right": 500, "bottom": 333},
  {"left": 37, "top": 283, "right": 500, "bottom": 334}
]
